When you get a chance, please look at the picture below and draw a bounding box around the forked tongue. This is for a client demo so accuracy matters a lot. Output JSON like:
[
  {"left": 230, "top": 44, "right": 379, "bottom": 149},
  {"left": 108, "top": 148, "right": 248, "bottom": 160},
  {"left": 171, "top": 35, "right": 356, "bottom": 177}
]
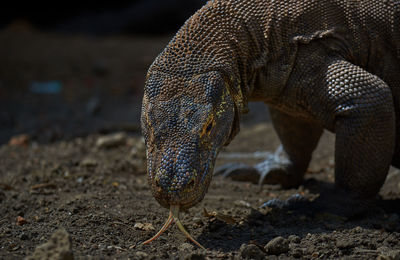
[
  {"left": 142, "top": 211, "right": 173, "bottom": 245},
  {"left": 142, "top": 205, "right": 205, "bottom": 250},
  {"left": 170, "top": 205, "right": 206, "bottom": 250}
]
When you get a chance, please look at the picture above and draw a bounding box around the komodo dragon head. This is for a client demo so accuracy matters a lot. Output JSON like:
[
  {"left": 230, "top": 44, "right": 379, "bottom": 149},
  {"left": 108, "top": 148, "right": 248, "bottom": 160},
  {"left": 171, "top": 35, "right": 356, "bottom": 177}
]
[
  {"left": 141, "top": 69, "right": 237, "bottom": 209},
  {"left": 141, "top": 67, "right": 239, "bottom": 248}
]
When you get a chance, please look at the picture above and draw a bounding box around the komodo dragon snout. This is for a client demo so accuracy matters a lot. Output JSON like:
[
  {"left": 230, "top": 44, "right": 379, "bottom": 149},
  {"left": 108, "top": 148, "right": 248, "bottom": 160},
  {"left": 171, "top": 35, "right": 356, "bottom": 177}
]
[{"left": 141, "top": 70, "right": 236, "bottom": 210}]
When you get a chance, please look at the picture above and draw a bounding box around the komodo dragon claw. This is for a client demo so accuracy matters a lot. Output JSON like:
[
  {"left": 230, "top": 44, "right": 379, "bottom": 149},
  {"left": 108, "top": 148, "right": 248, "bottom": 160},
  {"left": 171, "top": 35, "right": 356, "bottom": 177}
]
[{"left": 215, "top": 146, "right": 300, "bottom": 187}]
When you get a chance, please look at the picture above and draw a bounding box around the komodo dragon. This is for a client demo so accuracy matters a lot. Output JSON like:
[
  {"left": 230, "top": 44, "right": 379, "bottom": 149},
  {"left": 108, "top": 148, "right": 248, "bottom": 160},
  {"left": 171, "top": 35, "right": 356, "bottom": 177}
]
[{"left": 141, "top": 0, "right": 400, "bottom": 248}]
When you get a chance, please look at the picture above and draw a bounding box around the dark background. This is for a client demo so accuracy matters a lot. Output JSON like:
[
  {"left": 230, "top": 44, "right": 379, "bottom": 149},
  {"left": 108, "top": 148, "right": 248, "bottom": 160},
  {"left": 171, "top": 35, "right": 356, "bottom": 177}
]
[
  {"left": 0, "top": 1, "right": 207, "bottom": 144},
  {"left": 0, "top": 1, "right": 205, "bottom": 34}
]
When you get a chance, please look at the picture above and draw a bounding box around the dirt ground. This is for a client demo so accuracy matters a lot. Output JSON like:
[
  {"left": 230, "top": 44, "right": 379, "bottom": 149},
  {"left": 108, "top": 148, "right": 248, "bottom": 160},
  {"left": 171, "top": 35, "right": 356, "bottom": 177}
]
[{"left": 1, "top": 28, "right": 400, "bottom": 259}]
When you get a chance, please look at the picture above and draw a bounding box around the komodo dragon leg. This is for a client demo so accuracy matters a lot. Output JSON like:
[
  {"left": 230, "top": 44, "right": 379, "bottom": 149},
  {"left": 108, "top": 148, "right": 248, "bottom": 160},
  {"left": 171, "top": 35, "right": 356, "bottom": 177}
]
[
  {"left": 316, "top": 58, "right": 396, "bottom": 197},
  {"left": 217, "top": 48, "right": 396, "bottom": 198},
  {"left": 215, "top": 107, "right": 323, "bottom": 188}
]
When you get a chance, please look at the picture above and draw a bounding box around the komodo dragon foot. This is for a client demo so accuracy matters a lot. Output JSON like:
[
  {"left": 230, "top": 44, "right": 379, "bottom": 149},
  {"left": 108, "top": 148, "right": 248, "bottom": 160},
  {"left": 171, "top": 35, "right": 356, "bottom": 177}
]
[{"left": 215, "top": 145, "right": 304, "bottom": 188}]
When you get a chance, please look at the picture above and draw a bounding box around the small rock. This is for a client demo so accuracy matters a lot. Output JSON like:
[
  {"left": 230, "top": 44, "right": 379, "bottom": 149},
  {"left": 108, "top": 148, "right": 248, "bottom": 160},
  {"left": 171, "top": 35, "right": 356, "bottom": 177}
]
[
  {"left": 27, "top": 228, "right": 73, "bottom": 260},
  {"left": 336, "top": 239, "right": 354, "bottom": 249},
  {"left": 134, "top": 222, "right": 155, "bottom": 231},
  {"left": 16, "top": 216, "right": 27, "bottom": 226},
  {"left": 311, "top": 252, "right": 319, "bottom": 258},
  {"left": 264, "top": 236, "right": 289, "bottom": 255},
  {"left": 239, "top": 244, "right": 265, "bottom": 260},
  {"left": 96, "top": 132, "right": 127, "bottom": 149},
  {"left": 9, "top": 134, "right": 30, "bottom": 146},
  {"left": 354, "top": 226, "right": 363, "bottom": 233}
]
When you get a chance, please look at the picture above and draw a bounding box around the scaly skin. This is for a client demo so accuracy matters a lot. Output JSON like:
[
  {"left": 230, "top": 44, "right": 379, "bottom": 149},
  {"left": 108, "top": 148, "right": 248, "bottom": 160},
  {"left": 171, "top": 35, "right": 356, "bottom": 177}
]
[{"left": 141, "top": 0, "right": 400, "bottom": 237}]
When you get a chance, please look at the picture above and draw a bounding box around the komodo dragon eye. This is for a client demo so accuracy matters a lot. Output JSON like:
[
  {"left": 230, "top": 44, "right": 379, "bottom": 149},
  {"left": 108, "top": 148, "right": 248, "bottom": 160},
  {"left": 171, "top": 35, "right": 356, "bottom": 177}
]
[
  {"left": 205, "top": 120, "right": 213, "bottom": 133},
  {"left": 201, "top": 116, "right": 215, "bottom": 137}
]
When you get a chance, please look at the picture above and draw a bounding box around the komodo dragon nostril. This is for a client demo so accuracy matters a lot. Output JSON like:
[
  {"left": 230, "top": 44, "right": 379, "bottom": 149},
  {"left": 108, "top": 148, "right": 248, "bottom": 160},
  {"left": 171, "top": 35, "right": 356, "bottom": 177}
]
[{"left": 186, "top": 179, "right": 195, "bottom": 190}]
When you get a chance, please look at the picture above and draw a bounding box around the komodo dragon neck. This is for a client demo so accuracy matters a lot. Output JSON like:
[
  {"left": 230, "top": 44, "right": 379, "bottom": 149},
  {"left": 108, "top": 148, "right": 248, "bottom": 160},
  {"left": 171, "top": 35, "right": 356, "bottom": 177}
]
[{"left": 148, "top": 0, "right": 281, "bottom": 116}]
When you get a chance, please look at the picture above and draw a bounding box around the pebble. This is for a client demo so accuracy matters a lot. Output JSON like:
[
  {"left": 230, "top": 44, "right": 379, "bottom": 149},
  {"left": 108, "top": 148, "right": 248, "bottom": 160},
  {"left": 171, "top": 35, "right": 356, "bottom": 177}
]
[
  {"left": 311, "top": 252, "right": 319, "bottom": 258},
  {"left": 336, "top": 239, "right": 354, "bottom": 249},
  {"left": 264, "top": 236, "right": 289, "bottom": 255},
  {"left": 96, "top": 132, "right": 127, "bottom": 149},
  {"left": 239, "top": 244, "right": 265, "bottom": 260},
  {"left": 16, "top": 216, "right": 27, "bottom": 226},
  {"left": 134, "top": 222, "right": 155, "bottom": 231}
]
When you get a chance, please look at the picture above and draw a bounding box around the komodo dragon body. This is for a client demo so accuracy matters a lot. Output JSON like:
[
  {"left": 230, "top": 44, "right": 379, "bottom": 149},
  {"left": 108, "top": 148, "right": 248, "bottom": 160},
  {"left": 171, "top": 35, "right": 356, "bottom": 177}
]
[{"left": 141, "top": 0, "right": 400, "bottom": 247}]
